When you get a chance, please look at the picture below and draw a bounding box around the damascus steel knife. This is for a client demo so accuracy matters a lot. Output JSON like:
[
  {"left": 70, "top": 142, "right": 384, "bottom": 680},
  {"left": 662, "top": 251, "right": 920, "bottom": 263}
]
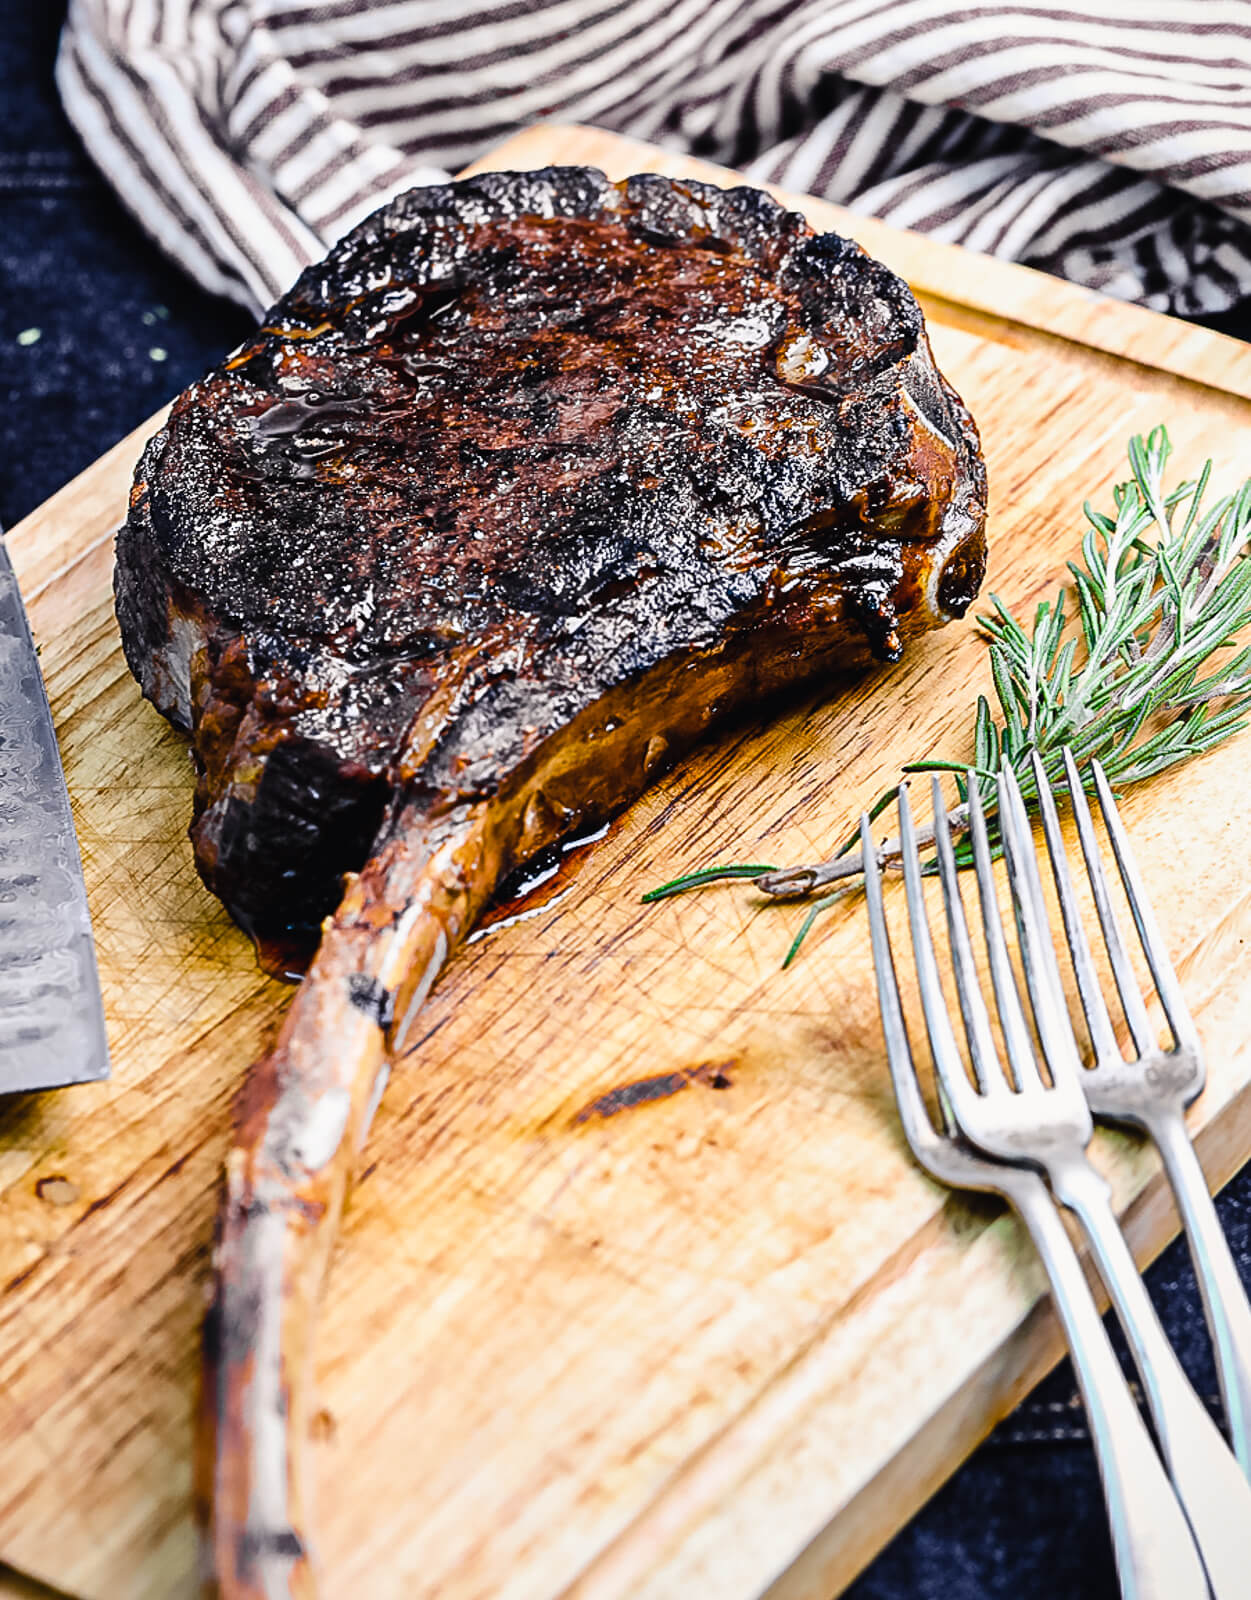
[{"left": 0, "top": 531, "right": 108, "bottom": 1092}]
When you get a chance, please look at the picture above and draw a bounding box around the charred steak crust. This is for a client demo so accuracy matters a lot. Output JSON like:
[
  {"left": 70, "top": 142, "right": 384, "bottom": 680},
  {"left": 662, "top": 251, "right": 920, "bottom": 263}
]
[{"left": 117, "top": 166, "right": 987, "bottom": 947}]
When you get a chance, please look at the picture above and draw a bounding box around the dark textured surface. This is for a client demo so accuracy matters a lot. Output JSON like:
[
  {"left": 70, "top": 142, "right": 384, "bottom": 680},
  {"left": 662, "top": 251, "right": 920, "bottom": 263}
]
[
  {"left": 116, "top": 166, "right": 985, "bottom": 945},
  {"left": 6, "top": 10, "right": 1251, "bottom": 1596}
]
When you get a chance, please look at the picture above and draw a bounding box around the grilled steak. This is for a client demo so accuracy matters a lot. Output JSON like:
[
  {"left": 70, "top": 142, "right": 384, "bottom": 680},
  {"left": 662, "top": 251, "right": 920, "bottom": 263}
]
[
  {"left": 114, "top": 166, "right": 986, "bottom": 1598},
  {"left": 118, "top": 165, "right": 985, "bottom": 961}
]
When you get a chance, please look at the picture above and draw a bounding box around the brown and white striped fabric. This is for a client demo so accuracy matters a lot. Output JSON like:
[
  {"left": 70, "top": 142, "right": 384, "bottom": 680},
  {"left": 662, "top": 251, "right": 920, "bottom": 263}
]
[{"left": 57, "top": 0, "right": 1251, "bottom": 320}]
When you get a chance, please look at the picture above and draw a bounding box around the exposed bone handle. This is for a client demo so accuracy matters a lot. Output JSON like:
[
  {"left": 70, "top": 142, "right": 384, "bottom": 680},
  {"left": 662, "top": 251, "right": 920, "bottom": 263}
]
[{"left": 198, "top": 801, "right": 488, "bottom": 1598}]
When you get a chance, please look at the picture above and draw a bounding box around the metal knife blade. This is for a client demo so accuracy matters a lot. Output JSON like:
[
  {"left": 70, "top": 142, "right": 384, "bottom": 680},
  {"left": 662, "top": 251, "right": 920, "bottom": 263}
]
[{"left": 0, "top": 533, "right": 108, "bottom": 1092}]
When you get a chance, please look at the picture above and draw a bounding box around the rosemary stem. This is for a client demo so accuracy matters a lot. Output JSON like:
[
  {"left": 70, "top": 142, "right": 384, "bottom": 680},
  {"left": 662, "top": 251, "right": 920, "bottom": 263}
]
[{"left": 754, "top": 803, "right": 971, "bottom": 896}]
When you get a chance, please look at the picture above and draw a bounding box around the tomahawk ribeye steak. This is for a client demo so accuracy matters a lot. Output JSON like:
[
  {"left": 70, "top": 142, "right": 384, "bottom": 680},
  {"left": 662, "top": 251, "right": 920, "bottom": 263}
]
[{"left": 114, "top": 167, "right": 987, "bottom": 1598}]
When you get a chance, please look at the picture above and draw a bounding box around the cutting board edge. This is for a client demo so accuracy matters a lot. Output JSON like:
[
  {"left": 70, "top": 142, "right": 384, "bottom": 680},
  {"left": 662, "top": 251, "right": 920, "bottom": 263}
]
[
  {"left": 554, "top": 1059, "right": 1251, "bottom": 1600},
  {"left": 5, "top": 410, "right": 168, "bottom": 599},
  {"left": 745, "top": 1070, "right": 1251, "bottom": 1600}
]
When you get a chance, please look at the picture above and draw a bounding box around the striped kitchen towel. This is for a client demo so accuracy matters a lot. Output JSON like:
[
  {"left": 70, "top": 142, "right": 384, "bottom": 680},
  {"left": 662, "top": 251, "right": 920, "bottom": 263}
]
[{"left": 57, "top": 0, "right": 1251, "bottom": 321}]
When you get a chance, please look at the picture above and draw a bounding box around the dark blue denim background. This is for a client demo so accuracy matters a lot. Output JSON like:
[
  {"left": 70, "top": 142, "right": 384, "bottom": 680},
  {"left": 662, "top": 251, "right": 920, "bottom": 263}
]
[{"left": 4, "top": 3, "right": 1251, "bottom": 1595}]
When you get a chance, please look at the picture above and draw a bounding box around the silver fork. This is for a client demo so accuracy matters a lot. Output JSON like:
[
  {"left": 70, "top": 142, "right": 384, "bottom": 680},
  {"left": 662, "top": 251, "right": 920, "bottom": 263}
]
[
  {"left": 860, "top": 812, "right": 1209, "bottom": 1600},
  {"left": 898, "top": 768, "right": 1251, "bottom": 1598},
  {"left": 1032, "top": 747, "right": 1251, "bottom": 1477}
]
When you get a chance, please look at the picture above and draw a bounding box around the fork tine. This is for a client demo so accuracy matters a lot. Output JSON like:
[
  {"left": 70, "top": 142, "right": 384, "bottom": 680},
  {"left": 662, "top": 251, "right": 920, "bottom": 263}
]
[
  {"left": 930, "top": 776, "right": 1003, "bottom": 1096},
  {"left": 896, "top": 785, "right": 984, "bottom": 1126},
  {"left": 965, "top": 773, "right": 1041, "bottom": 1091},
  {"left": 1061, "top": 749, "right": 1156, "bottom": 1057},
  {"left": 860, "top": 808, "right": 947, "bottom": 1159},
  {"left": 997, "top": 764, "right": 1089, "bottom": 1089},
  {"left": 1091, "top": 759, "right": 1201, "bottom": 1059},
  {"left": 1030, "top": 750, "right": 1123, "bottom": 1067}
]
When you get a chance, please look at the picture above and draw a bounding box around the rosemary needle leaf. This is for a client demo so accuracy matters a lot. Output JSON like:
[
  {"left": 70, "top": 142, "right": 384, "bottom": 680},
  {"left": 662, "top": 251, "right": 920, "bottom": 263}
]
[
  {"left": 641, "top": 864, "right": 776, "bottom": 902},
  {"left": 832, "top": 785, "right": 898, "bottom": 860},
  {"left": 782, "top": 892, "right": 845, "bottom": 968},
  {"left": 902, "top": 758, "right": 988, "bottom": 777}
]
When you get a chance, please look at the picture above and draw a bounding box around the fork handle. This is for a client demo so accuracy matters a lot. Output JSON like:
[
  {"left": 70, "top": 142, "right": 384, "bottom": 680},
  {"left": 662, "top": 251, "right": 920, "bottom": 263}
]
[
  {"left": 1146, "top": 1104, "right": 1251, "bottom": 1478},
  {"left": 1012, "top": 1177, "right": 1209, "bottom": 1600},
  {"left": 1053, "top": 1153, "right": 1251, "bottom": 1600}
]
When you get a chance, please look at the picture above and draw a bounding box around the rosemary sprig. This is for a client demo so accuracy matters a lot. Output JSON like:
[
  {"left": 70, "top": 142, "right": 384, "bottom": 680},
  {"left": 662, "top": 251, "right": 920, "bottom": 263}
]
[{"left": 644, "top": 426, "right": 1251, "bottom": 961}]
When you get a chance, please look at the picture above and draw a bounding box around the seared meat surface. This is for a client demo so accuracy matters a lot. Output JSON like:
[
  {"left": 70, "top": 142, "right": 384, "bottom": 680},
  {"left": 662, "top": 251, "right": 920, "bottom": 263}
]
[{"left": 117, "top": 165, "right": 986, "bottom": 954}]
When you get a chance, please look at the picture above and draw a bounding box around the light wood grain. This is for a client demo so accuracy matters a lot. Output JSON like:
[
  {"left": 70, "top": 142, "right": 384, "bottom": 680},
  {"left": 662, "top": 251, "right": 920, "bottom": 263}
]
[{"left": 2, "top": 124, "right": 1251, "bottom": 1600}]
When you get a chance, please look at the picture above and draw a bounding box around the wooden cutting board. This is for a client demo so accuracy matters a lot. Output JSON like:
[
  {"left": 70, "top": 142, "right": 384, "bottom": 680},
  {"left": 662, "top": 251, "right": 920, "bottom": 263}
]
[{"left": 3, "top": 122, "right": 1251, "bottom": 1600}]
